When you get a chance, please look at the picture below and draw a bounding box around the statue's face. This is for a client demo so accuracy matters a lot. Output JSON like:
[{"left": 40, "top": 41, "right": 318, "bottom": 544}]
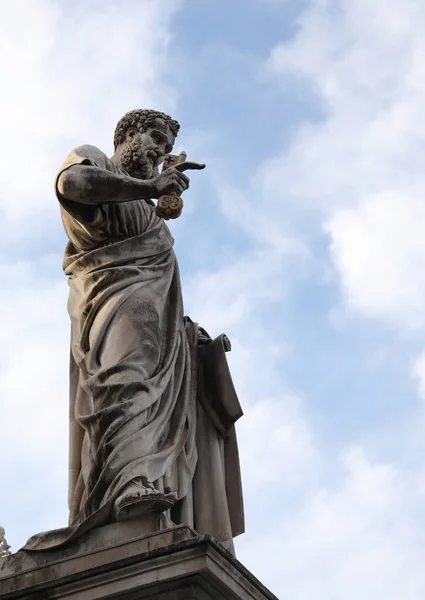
[{"left": 120, "top": 117, "right": 175, "bottom": 180}]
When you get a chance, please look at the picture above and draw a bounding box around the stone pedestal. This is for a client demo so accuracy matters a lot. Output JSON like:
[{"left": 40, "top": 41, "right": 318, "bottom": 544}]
[{"left": 0, "top": 523, "right": 277, "bottom": 600}]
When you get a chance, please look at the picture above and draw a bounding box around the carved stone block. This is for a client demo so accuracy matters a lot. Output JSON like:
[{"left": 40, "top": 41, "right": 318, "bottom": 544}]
[{"left": 0, "top": 524, "right": 277, "bottom": 600}]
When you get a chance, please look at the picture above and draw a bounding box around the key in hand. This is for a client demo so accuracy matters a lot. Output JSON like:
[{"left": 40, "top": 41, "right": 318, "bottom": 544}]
[{"left": 156, "top": 151, "right": 205, "bottom": 220}]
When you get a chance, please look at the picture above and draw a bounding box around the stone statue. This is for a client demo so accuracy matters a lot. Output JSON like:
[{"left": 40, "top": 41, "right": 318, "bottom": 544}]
[
  {"left": 24, "top": 109, "right": 244, "bottom": 554},
  {"left": 0, "top": 527, "right": 11, "bottom": 558}
]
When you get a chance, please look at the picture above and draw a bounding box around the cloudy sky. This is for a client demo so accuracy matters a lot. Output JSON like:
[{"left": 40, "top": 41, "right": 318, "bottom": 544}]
[{"left": 1, "top": 0, "right": 425, "bottom": 597}]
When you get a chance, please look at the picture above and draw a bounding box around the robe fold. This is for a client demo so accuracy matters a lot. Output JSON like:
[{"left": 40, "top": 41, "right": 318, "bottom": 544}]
[{"left": 24, "top": 145, "right": 244, "bottom": 552}]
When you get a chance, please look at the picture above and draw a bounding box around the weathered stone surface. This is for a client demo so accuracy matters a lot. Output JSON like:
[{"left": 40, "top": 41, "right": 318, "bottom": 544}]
[
  {"left": 25, "top": 108, "right": 244, "bottom": 553},
  {"left": 0, "top": 526, "right": 277, "bottom": 600},
  {"left": 0, "top": 527, "right": 11, "bottom": 558}
]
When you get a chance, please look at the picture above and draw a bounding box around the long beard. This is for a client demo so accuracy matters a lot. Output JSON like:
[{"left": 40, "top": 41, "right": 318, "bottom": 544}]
[{"left": 121, "top": 138, "right": 157, "bottom": 180}]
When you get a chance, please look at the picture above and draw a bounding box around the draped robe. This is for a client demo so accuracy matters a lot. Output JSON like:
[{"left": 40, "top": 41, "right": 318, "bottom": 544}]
[{"left": 24, "top": 146, "right": 244, "bottom": 552}]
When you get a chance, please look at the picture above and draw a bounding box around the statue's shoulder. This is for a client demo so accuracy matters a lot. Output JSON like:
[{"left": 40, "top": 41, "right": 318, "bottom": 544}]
[
  {"left": 56, "top": 145, "right": 113, "bottom": 198},
  {"left": 69, "top": 144, "right": 109, "bottom": 167},
  {"left": 58, "top": 145, "right": 115, "bottom": 180}
]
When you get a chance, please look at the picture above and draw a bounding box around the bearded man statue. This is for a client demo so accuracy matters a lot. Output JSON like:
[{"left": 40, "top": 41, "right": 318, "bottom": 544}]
[{"left": 24, "top": 109, "right": 244, "bottom": 554}]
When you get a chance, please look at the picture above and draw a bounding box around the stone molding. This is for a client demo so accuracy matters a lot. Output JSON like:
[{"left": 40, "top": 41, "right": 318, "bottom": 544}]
[{"left": 0, "top": 524, "right": 277, "bottom": 600}]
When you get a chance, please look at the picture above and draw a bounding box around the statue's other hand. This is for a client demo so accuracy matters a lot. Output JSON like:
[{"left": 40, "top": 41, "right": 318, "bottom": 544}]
[{"left": 149, "top": 167, "right": 191, "bottom": 199}]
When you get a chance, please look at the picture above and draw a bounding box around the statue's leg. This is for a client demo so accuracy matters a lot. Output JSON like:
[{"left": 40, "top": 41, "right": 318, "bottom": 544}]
[{"left": 80, "top": 292, "right": 177, "bottom": 519}]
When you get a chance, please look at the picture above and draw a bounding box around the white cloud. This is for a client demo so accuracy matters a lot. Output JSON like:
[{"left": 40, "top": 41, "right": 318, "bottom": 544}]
[
  {"left": 0, "top": 262, "right": 70, "bottom": 546},
  {"left": 413, "top": 352, "right": 425, "bottom": 400},
  {"left": 326, "top": 190, "right": 425, "bottom": 330},
  {"left": 0, "top": 0, "right": 180, "bottom": 220},
  {"left": 237, "top": 396, "right": 316, "bottom": 491},
  {"left": 184, "top": 249, "right": 289, "bottom": 333},
  {"left": 238, "top": 446, "right": 425, "bottom": 599},
  {"left": 183, "top": 246, "right": 316, "bottom": 484},
  {"left": 263, "top": 0, "right": 425, "bottom": 331}
]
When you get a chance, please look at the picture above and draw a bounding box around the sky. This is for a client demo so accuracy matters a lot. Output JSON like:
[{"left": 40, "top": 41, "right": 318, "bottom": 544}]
[{"left": 1, "top": 0, "right": 425, "bottom": 597}]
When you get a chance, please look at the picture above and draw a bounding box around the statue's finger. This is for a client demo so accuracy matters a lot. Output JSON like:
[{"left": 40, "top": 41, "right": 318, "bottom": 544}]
[
  {"left": 174, "top": 161, "right": 206, "bottom": 172},
  {"left": 178, "top": 172, "right": 190, "bottom": 185}
]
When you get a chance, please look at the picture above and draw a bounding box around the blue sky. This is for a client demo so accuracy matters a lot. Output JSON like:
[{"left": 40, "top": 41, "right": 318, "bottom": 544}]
[{"left": 1, "top": 0, "right": 425, "bottom": 597}]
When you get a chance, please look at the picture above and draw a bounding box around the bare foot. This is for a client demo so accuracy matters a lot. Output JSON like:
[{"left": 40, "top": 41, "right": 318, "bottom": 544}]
[{"left": 114, "top": 479, "right": 176, "bottom": 521}]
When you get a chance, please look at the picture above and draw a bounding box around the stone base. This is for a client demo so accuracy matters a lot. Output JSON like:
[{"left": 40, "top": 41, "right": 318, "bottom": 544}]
[{"left": 0, "top": 522, "right": 277, "bottom": 600}]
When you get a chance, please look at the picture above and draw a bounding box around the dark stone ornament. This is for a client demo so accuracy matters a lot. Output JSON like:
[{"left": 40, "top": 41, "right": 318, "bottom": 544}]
[{"left": 156, "top": 194, "right": 184, "bottom": 220}]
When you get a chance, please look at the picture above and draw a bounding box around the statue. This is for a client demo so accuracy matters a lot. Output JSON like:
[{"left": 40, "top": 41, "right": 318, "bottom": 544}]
[
  {"left": 0, "top": 527, "right": 11, "bottom": 558},
  {"left": 24, "top": 110, "right": 244, "bottom": 554}
]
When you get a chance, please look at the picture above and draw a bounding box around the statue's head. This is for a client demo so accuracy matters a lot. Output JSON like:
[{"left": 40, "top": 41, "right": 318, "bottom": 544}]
[{"left": 113, "top": 109, "right": 180, "bottom": 179}]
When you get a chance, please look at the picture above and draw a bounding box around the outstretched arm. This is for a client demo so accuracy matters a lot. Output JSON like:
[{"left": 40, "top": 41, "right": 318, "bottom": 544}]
[
  {"left": 57, "top": 163, "right": 195, "bottom": 205},
  {"left": 57, "top": 165, "right": 155, "bottom": 205}
]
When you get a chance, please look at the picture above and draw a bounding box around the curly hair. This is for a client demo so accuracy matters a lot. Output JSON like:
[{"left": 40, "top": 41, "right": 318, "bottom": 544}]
[{"left": 113, "top": 109, "right": 180, "bottom": 150}]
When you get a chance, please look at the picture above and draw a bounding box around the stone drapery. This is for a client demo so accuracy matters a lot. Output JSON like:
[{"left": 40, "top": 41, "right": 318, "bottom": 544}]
[{"left": 24, "top": 146, "right": 244, "bottom": 552}]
